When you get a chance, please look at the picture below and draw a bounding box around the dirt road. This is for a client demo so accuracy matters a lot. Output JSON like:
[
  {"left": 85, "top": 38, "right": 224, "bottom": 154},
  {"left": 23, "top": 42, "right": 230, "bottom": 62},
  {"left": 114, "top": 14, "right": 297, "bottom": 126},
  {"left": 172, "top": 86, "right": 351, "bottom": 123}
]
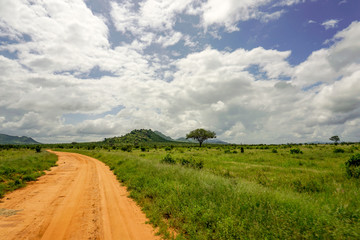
[{"left": 0, "top": 151, "right": 159, "bottom": 240}]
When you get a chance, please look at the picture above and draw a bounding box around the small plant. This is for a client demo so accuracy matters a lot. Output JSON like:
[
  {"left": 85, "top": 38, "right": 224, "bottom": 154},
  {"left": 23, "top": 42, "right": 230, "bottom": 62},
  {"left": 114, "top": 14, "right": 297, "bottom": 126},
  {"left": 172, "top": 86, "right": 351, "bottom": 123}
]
[
  {"left": 345, "top": 154, "right": 360, "bottom": 178},
  {"left": 241, "top": 147, "right": 244, "bottom": 153},
  {"left": 161, "top": 154, "right": 176, "bottom": 164},
  {"left": 272, "top": 149, "right": 278, "bottom": 153},
  {"left": 290, "top": 148, "right": 303, "bottom": 154}
]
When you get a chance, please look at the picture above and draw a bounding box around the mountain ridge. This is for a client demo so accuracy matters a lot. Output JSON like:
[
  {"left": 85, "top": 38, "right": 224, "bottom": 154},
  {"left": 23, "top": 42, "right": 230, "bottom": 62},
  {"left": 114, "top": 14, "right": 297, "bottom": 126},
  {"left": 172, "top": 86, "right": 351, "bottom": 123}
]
[{"left": 0, "top": 133, "right": 40, "bottom": 145}]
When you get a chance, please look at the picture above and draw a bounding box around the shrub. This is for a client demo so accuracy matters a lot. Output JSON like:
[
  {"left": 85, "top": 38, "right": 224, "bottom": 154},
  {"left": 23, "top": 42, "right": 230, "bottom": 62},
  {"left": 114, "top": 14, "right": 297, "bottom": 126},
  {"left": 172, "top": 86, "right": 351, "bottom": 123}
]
[
  {"left": 121, "top": 145, "right": 133, "bottom": 152},
  {"left": 179, "top": 157, "right": 204, "bottom": 170},
  {"left": 345, "top": 154, "right": 360, "bottom": 178},
  {"left": 35, "top": 145, "right": 41, "bottom": 153},
  {"left": 272, "top": 149, "right": 278, "bottom": 153},
  {"left": 180, "top": 157, "right": 191, "bottom": 166},
  {"left": 292, "top": 179, "right": 322, "bottom": 193},
  {"left": 161, "top": 154, "right": 176, "bottom": 164},
  {"left": 290, "top": 148, "right": 303, "bottom": 154},
  {"left": 333, "top": 148, "right": 345, "bottom": 153}
]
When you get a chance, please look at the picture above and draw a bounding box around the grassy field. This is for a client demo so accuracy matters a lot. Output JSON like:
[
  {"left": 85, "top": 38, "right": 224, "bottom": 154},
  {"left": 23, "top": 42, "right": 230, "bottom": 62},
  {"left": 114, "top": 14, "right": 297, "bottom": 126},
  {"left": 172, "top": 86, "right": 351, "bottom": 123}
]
[
  {"left": 64, "top": 143, "right": 360, "bottom": 239},
  {"left": 0, "top": 148, "right": 57, "bottom": 198}
]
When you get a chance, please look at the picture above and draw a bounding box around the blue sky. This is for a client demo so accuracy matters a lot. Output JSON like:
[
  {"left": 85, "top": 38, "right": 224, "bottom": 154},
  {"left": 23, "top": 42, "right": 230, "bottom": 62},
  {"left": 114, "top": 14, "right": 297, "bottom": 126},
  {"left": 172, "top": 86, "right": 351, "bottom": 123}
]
[{"left": 0, "top": 0, "right": 360, "bottom": 143}]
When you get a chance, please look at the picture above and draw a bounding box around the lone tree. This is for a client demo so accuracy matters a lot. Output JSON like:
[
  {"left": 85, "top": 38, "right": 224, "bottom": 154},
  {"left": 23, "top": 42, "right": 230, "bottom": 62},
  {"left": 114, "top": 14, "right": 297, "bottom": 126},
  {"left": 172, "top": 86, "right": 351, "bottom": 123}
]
[
  {"left": 329, "top": 135, "right": 340, "bottom": 145},
  {"left": 186, "top": 128, "right": 216, "bottom": 147}
]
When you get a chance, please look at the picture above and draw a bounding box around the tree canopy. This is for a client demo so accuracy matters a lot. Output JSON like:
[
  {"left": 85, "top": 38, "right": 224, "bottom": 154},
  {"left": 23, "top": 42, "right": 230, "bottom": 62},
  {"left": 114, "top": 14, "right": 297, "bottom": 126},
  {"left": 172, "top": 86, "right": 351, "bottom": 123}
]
[
  {"left": 329, "top": 135, "right": 340, "bottom": 144},
  {"left": 186, "top": 128, "right": 216, "bottom": 147}
]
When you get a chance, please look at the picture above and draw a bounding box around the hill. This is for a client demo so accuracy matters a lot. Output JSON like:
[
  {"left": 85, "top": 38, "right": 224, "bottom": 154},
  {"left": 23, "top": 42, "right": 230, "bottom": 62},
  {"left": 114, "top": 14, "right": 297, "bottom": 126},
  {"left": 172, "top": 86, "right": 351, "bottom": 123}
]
[
  {"left": 0, "top": 133, "right": 40, "bottom": 145},
  {"left": 154, "top": 131, "right": 174, "bottom": 141},
  {"left": 104, "top": 129, "right": 172, "bottom": 144}
]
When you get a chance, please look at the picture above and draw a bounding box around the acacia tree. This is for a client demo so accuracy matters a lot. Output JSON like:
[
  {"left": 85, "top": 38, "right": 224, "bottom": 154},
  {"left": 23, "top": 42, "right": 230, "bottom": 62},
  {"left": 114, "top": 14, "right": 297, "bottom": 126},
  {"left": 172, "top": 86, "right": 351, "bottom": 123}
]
[
  {"left": 186, "top": 128, "right": 216, "bottom": 147},
  {"left": 329, "top": 135, "right": 340, "bottom": 145}
]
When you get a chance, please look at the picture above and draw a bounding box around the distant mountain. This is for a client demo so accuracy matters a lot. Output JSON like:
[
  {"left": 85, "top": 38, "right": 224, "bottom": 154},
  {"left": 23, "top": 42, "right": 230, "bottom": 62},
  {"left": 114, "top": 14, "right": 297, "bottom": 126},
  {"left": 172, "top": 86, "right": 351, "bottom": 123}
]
[
  {"left": 205, "top": 139, "right": 229, "bottom": 144},
  {"left": 0, "top": 133, "right": 40, "bottom": 145},
  {"left": 176, "top": 137, "right": 197, "bottom": 143},
  {"left": 104, "top": 129, "right": 172, "bottom": 144}
]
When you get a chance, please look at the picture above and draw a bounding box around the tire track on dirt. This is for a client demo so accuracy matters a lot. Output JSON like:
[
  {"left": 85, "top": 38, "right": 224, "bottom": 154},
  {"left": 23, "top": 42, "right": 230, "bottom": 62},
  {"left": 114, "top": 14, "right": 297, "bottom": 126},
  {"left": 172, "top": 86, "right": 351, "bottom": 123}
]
[{"left": 0, "top": 151, "right": 158, "bottom": 240}]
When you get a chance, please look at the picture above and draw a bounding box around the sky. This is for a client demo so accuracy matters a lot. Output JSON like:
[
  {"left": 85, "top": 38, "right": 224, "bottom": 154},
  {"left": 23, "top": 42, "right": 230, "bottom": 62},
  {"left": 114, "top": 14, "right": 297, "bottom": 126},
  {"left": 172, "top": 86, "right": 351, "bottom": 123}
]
[{"left": 0, "top": 0, "right": 360, "bottom": 144}]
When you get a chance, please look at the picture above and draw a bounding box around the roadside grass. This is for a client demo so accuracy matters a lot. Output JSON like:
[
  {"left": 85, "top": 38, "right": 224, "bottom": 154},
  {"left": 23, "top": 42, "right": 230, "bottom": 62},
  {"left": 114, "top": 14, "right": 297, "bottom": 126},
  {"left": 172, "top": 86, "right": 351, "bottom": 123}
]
[
  {"left": 0, "top": 149, "right": 57, "bottom": 198},
  {"left": 61, "top": 144, "right": 360, "bottom": 239}
]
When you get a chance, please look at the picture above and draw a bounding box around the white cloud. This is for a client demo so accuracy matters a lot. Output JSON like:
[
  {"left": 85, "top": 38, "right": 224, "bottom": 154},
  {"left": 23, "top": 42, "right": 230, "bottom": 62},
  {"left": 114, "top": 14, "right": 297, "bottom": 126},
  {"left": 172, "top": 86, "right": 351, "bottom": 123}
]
[
  {"left": 260, "top": 10, "right": 285, "bottom": 23},
  {"left": 275, "top": 0, "right": 306, "bottom": 6},
  {"left": 110, "top": 0, "right": 194, "bottom": 48},
  {"left": 0, "top": 1, "right": 359, "bottom": 144},
  {"left": 322, "top": 19, "right": 340, "bottom": 30},
  {"left": 198, "top": 0, "right": 306, "bottom": 32},
  {"left": 0, "top": 0, "right": 110, "bottom": 74},
  {"left": 339, "top": 0, "right": 347, "bottom": 5},
  {"left": 293, "top": 21, "right": 360, "bottom": 87},
  {"left": 200, "top": 0, "right": 271, "bottom": 32},
  {"left": 211, "top": 101, "right": 226, "bottom": 112},
  {"left": 156, "top": 31, "right": 183, "bottom": 47}
]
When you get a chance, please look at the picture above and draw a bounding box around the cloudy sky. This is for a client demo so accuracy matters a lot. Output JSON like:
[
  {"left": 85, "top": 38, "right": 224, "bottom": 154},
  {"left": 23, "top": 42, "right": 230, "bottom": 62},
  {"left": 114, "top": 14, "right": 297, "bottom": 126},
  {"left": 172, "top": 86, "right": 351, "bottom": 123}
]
[{"left": 0, "top": 0, "right": 359, "bottom": 144}]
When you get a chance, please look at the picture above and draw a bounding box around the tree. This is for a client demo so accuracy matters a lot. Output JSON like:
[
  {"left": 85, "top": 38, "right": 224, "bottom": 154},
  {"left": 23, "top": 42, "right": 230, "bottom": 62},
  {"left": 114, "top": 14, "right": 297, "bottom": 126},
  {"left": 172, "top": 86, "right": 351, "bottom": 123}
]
[
  {"left": 186, "top": 128, "right": 216, "bottom": 147},
  {"left": 329, "top": 135, "right": 340, "bottom": 145}
]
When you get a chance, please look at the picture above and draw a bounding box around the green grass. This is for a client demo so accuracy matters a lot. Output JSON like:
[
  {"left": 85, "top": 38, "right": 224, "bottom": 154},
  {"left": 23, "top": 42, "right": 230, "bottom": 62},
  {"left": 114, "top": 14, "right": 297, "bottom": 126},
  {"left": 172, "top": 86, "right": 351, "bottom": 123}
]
[
  {"left": 0, "top": 149, "right": 57, "bottom": 198},
  {"left": 59, "top": 144, "right": 360, "bottom": 239}
]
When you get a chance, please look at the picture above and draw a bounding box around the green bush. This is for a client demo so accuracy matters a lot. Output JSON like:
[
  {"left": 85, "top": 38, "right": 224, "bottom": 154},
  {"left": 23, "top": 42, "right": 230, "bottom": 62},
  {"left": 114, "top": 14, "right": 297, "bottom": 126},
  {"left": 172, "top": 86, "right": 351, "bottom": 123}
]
[
  {"left": 121, "top": 145, "right": 133, "bottom": 152},
  {"left": 345, "top": 154, "right": 360, "bottom": 178},
  {"left": 35, "top": 145, "right": 41, "bottom": 153},
  {"left": 161, "top": 154, "right": 176, "bottom": 164},
  {"left": 333, "top": 148, "right": 345, "bottom": 153},
  {"left": 180, "top": 157, "right": 204, "bottom": 170},
  {"left": 290, "top": 148, "right": 303, "bottom": 154}
]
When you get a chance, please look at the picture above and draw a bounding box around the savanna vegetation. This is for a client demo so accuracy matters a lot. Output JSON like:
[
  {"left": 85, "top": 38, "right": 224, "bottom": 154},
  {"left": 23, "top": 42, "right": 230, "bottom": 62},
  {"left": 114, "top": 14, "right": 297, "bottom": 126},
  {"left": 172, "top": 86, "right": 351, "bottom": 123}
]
[
  {"left": 56, "top": 142, "right": 360, "bottom": 239},
  {"left": 0, "top": 147, "right": 57, "bottom": 198},
  {"left": 1, "top": 129, "right": 359, "bottom": 239}
]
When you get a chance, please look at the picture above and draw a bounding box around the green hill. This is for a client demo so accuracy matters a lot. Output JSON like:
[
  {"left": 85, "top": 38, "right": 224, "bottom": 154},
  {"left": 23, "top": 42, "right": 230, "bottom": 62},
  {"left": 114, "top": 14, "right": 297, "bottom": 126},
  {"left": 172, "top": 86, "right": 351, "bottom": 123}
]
[
  {"left": 154, "top": 131, "right": 174, "bottom": 141},
  {"left": 0, "top": 133, "right": 40, "bottom": 145},
  {"left": 104, "top": 129, "right": 173, "bottom": 144}
]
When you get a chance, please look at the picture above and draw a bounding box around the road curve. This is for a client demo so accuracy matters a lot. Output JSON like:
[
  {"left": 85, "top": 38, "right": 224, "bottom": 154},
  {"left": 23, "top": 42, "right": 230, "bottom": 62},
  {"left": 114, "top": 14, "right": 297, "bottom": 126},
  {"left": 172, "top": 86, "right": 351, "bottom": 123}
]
[{"left": 0, "top": 151, "right": 159, "bottom": 240}]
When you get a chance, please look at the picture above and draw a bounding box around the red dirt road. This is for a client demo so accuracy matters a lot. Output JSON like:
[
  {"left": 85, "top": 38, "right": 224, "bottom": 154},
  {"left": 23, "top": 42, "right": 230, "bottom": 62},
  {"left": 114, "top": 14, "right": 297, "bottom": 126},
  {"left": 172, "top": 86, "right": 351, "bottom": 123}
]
[{"left": 0, "top": 151, "right": 159, "bottom": 240}]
